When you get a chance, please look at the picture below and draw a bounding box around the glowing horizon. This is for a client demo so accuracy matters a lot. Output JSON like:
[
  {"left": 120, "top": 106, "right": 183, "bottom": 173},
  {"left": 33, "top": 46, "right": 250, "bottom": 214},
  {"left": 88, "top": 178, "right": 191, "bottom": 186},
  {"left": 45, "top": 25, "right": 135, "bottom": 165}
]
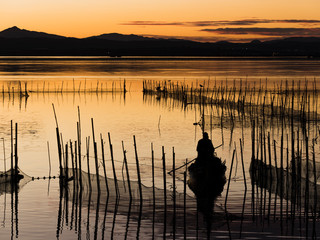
[{"left": 1, "top": 0, "right": 320, "bottom": 42}]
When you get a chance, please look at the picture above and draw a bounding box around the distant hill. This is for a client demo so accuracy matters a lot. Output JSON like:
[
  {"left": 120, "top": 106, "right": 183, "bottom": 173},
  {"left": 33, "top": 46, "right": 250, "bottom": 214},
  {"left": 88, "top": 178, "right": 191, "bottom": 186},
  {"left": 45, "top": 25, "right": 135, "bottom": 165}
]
[
  {"left": 87, "top": 33, "right": 155, "bottom": 41},
  {"left": 0, "top": 26, "right": 67, "bottom": 39},
  {"left": 0, "top": 26, "right": 320, "bottom": 57}
]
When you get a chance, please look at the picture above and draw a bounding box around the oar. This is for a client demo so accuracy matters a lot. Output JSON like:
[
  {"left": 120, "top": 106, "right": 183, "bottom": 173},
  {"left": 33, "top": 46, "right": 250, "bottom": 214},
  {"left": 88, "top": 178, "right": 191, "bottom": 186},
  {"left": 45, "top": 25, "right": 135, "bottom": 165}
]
[
  {"left": 168, "top": 143, "right": 223, "bottom": 174},
  {"left": 168, "top": 158, "right": 196, "bottom": 174}
]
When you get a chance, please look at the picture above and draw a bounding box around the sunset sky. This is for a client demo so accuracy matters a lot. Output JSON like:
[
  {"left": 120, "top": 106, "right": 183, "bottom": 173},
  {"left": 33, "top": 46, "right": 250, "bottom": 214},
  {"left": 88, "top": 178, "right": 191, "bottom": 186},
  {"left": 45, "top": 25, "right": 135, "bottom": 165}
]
[{"left": 1, "top": 0, "right": 320, "bottom": 42}]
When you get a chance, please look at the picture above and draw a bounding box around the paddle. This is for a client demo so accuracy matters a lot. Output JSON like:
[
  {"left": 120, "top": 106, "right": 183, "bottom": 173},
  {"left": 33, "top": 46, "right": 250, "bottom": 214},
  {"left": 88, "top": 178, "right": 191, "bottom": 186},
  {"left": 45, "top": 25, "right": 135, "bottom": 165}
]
[{"left": 167, "top": 143, "right": 223, "bottom": 174}]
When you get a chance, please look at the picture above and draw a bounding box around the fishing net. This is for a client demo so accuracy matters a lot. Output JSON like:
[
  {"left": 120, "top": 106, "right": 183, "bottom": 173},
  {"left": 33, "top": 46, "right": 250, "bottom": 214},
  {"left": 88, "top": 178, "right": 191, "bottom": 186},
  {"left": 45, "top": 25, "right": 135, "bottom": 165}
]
[{"left": 0, "top": 167, "right": 32, "bottom": 196}]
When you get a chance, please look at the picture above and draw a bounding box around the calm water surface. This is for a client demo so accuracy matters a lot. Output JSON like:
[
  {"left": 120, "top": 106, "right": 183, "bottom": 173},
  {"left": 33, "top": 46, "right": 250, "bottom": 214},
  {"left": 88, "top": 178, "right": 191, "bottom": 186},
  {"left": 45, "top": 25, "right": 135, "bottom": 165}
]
[{"left": 0, "top": 57, "right": 320, "bottom": 239}]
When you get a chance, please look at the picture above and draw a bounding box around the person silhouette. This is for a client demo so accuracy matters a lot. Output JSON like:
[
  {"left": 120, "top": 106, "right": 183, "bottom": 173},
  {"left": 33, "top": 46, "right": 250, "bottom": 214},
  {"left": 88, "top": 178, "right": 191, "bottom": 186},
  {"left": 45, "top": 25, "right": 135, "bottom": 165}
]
[{"left": 196, "top": 132, "right": 215, "bottom": 161}]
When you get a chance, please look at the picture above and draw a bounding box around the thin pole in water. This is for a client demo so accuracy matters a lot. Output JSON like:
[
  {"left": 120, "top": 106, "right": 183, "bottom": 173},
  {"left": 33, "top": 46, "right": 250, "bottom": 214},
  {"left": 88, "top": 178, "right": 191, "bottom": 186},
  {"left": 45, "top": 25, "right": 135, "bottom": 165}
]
[
  {"left": 172, "top": 147, "right": 176, "bottom": 239},
  {"left": 86, "top": 137, "right": 91, "bottom": 191},
  {"left": 91, "top": 118, "right": 100, "bottom": 193},
  {"left": 109, "top": 132, "right": 119, "bottom": 198},
  {"left": 225, "top": 148, "right": 236, "bottom": 207},
  {"left": 101, "top": 134, "right": 109, "bottom": 195},
  {"left": 47, "top": 141, "right": 51, "bottom": 177},
  {"left": 122, "top": 141, "right": 131, "bottom": 200},
  {"left": 162, "top": 146, "right": 167, "bottom": 238},
  {"left": 134, "top": 135, "right": 142, "bottom": 202},
  {"left": 14, "top": 122, "right": 18, "bottom": 178},
  {"left": 10, "top": 120, "right": 13, "bottom": 181},
  {"left": 3, "top": 138, "right": 6, "bottom": 173}
]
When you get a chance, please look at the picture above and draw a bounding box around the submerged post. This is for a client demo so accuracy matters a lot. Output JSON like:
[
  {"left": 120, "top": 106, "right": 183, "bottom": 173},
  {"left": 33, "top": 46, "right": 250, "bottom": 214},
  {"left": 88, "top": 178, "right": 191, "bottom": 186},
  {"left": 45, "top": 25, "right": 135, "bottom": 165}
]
[{"left": 134, "top": 135, "right": 143, "bottom": 202}]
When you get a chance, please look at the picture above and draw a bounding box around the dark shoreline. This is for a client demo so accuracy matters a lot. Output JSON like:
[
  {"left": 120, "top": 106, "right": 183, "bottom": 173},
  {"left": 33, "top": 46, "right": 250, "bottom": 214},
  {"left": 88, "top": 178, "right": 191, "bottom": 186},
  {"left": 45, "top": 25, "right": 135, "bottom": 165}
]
[{"left": 0, "top": 56, "right": 318, "bottom": 61}]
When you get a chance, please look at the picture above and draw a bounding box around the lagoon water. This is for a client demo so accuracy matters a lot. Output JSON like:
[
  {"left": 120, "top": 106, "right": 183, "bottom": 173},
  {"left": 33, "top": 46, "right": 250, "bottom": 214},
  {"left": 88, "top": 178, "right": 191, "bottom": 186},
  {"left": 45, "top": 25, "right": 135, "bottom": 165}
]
[{"left": 1, "top": 57, "right": 320, "bottom": 239}]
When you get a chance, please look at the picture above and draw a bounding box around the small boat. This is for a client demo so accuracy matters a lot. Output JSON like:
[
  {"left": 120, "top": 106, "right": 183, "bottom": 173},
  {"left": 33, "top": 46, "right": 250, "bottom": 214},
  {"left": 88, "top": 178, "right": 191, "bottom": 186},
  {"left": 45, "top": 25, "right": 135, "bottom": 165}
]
[
  {"left": 0, "top": 169, "right": 24, "bottom": 184},
  {"left": 187, "top": 156, "right": 227, "bottom": 238},
  {"left": 188, "top": 156, "right": 227, "bottom": 198}
]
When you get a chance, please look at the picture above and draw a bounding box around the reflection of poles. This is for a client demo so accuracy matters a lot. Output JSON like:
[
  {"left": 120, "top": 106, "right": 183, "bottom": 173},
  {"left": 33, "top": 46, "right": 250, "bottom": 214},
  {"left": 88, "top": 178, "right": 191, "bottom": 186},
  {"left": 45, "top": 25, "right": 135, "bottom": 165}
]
[
  {"left": 3, "top": 181, "right": 6, "bottom": 228},
  {"left": 111, "top": 199, "right": 119, "bottom": 239},
  {"left": 86, "top": 188, "right": 92, "bottom": 239},
  {"left": 14, "top": 181, "right": 18, "bottom": 237},
  {"left": 101, "top": 195, "right": 109, "bottom": 239},
  {"left": 56, "top": 185, "right": 63, "bottom": 239},
  {"left": 137, "top": 200, "right": 143, "bottom": 240},
  {"left": 11, "top": 179, "right": 14, "bottom": 239},
  {"left": 124, "top": 199, "right": 132, "bottom": 240},
  {"left": 93, "top": 193, "right": 100, "bottom": 240},
  {"left": 78, "top": 183, "right": 83, "bottom": 240},
  {"left": 239, "top": 185, "right": 247, "bottom": 239},
  {"left": 70, "top": 179, "right": 76, "bottom": 230}
]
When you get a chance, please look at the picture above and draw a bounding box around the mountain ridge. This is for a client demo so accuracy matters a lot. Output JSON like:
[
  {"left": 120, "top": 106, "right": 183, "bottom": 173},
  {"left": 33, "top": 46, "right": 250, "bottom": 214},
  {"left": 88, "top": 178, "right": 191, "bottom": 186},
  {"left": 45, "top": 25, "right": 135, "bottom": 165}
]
[{"left": 1, "top": 26, "right": 320, "bottom": 56}]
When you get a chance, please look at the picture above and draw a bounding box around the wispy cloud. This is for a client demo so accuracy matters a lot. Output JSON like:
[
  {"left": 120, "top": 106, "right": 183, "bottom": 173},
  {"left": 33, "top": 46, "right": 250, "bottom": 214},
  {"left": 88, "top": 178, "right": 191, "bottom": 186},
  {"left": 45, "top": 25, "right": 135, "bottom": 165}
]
[
  {"left": 141, "top": 34, "right": 278, "bottom": 43},
  {"left": 122, "top": 21, "right": 184, "bottom": 26},
  {"left": 122, "top": 19, "right": 320, "bottom": 27},
  {"left": 200, "top": 27, "right": 320, "bottom": 36}
]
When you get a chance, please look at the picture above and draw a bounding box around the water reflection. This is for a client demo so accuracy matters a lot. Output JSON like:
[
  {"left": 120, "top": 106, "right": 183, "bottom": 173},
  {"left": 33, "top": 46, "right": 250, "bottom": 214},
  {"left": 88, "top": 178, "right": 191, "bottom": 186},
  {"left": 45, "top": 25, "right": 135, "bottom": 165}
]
[
  {"left": 55, "top": 166, "right": 230, "bottom": 239},
  {"left": 0, "top": 168, "right": 31, "bottom": 239}
]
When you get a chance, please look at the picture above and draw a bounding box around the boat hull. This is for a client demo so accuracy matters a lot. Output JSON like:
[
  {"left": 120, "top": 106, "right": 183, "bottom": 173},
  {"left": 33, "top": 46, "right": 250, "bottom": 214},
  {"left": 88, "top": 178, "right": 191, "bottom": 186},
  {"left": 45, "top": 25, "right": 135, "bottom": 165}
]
[{"left": 188, "top": 157, "right": 226, "bottom": 198}]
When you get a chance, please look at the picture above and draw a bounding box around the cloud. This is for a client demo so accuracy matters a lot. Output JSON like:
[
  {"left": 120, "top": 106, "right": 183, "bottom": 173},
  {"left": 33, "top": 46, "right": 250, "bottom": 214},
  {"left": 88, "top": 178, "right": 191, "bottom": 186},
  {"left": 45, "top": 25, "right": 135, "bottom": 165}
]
[
  {"left": 122, "top": 21, "right": 184, "bottom": 26},
  {"left": 141, "top": 34, "right": 279, "bottom": 43},
  {"left": 200, "top": 27, "right": 320, "bottom": 36},
  {"left": 122, "top": 19, "right": 320, "bottom": 27}
]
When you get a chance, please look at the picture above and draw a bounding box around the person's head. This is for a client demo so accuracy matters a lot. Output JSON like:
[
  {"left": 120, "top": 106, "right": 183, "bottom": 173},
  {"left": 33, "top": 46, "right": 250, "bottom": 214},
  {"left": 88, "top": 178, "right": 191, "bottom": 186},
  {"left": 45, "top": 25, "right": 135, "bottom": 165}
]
[{"left": 203, "top": 132, "right": 209, "bottom": 139}]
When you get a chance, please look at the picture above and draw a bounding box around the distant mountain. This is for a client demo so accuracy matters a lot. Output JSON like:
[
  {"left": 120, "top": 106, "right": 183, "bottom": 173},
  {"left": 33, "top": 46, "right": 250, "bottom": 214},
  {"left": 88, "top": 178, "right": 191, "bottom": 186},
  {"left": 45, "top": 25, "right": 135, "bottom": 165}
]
[
  {"left": 0, "top": 26, "right": 320, "bottom": 56},
  {"left": 88, "top": 33, "right": 155, "bottom": 41},
  {"left": 0, "top": 26, "right": 66, "bottom": 39}
]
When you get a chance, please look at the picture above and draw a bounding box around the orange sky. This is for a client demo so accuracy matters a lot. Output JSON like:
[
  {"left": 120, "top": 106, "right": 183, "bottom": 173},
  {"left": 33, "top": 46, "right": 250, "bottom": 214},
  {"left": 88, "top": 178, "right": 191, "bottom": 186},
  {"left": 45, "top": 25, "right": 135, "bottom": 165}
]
[{"left": 1, "top": 0, "right": 320, "bottom": 42}]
